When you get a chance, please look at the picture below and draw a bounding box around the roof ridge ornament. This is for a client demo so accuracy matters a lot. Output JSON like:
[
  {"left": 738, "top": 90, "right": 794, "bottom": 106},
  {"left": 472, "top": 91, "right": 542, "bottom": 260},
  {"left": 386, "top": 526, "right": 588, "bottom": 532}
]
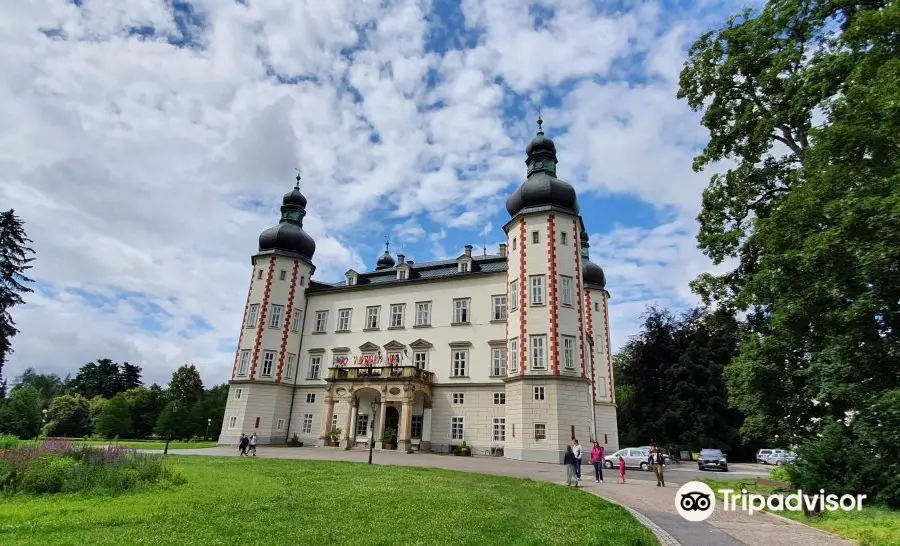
[{"left": 294, "top": 168, "right": 302, "bottom": 189}]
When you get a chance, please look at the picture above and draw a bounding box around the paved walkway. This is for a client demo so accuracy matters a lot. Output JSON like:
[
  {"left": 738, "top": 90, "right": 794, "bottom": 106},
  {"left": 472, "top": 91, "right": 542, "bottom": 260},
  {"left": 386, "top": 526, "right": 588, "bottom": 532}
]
[{"left": 165, "top": 446, "right": 852, "bottom": 546}]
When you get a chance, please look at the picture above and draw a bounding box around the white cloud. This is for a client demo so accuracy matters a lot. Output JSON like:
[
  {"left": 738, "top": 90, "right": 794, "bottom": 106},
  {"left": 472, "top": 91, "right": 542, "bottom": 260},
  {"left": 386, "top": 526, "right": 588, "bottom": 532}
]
[{"left": 1, "top": 0, "right": 742, "bottom": 386}]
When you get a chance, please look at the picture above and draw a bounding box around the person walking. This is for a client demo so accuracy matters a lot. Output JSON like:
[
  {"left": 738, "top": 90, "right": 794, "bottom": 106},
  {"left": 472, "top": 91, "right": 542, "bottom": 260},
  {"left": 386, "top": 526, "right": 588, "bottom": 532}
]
[
  {"left": 249, "top": 433, "right": 258, "bottom": 457},
  {"left": 648, "top": 444, "right": 665, "bottom": 487},
  {"left": 572, "top": 439, "right": 583, "bottom": 481},
  {"left": 563, "top": 445, "right": 579, "bottom": 487},
  {"left": 238, "top": 434, "right": 248, "bottom": 456},
  {"left": 618, "top": 455, "right": 626, "bottom": 484},
  {"left": 590, "top": 441, "right": 605, "bottom": 482}
]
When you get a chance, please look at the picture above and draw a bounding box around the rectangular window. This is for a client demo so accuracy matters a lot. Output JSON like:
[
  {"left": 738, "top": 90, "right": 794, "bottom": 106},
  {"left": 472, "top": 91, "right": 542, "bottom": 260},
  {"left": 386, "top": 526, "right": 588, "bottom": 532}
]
[
  {"left": 491, "top": 348, "right": 506, "bottom": 376},
  {"left": 302, "top": 414, "right": 313, "bottom": 434},
  {"left": 509, "top": 281, "right": 518, "bottom": 310},
  {"left": 531, "top": 231, "right": 540, "bottom": 244},
  {"left": 534, "top": 386, "right": 545, "bottom": 401},
  {"left": 452, "top": 350, "right": 468, "bottom": 377},
  {"left": 493, "top": 418, "right": 506, "bottom": 441},
  {"left": 561, "top": 276, "right": 573, "bottom": 306},
  {"left": 285, "top": 353, "right": 296, "bottom": 379},
  {"left": 398, "top": 269, "right": 407, "bottom": 280},
  {"left": 511, "top": 237, "right": 516, "bottom": 250},
  {"left": 460, "top": 261, "right": 469, "bottom": 273},
  {"left": 413, "top": 351, "right": 427, "bottom": 370},
  {"left": 493, "top": 392, "right": 505, "bottom": 405},
  {"left": 451, "top": 417, "right": 465, "bottom": 441},
  {"left": 534, "top": 423, "right": 547, "bottom": 440},
  {"left": 257, "top": 269, "right": 263, "bottom": 280},
  {"left": 246, "top": 304, "right": 260, "bottom": 328},
  {"left": 261, "top": 350, "right": 275, "bottom": 376},
  {"left": 337, "top": 309, "right": 351, "bottom": 331},
  {"left": 279, "top": 270, "right": 287, "bottom": 281},
  {"left": 365, "top": 306, "right": 380, "bottom": 329},
  {"left": 229, "top": 416, "right": 238, "bottom": 429},
  {"left": 411, "top": 416, "right": 423, "bottom": 439},
  {"left": 308, "top": 356, "right": 321, "bottom": 379},
  {"left": 269, "top": 304, "right": 284, "bottom": 328},
  {"left": 561, "top": 231, "right": 568, "bottom": 245},
  {"left": 492, "top": 295, "right": 507, "bottom": 321},
  {"left": 290, "top": 309, "right": 302, "bottom": 332},
  {"left": 314, "top": 311, "right": 328, "bottom": 333},
  {"left": 530, "top": 335, "right": 547, "bottom": 370},
  {"left": 390, "top": 304, "right": 405, "bottom": 328},
  {"left": 595, "top": 302, "right": 600, "bottom": 312},
  {"left": 331, "top": 414, "right": 338, "bottom": 429},
  {"left": 529, "top": 275, "right": 545, "bottom": 306},
  {"left": 452, "top": 392, "right": 464, "bottom": 405},
  {"left": 415, "top": 302, "right": 431, "bottom": 326},
  {"left": 509, "top": 339, "right": 518, "bottom": 374},
  {"left": 563, "top": 336, "right": 576, "bottom": 370},
  {"left": 276, "top": 418, "right": 285, "bottom": 431},
  {"left": 306, "top": 393, "right": 316, "bottom": 403},
  {"left": 347, "top": 275, "right": 356, "bottom": 286},
  {"left": 237, "top": 349, "right": 251, "bottom": 376},
  {"left": 453, "top": 298, "right": 470, "bottom": 323},
  {"left": 356, "top": 414, "right": 370, "bottom": 437},
  {"left": 234, "top": 388, "right": 243, "bottom": 400}
]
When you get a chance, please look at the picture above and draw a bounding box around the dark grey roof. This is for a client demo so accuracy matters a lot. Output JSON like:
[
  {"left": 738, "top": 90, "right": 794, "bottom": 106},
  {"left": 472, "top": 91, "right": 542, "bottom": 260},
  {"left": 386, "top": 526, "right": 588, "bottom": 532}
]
[{"left": 308, "top": 254, "right": 507, "bottom": 293}]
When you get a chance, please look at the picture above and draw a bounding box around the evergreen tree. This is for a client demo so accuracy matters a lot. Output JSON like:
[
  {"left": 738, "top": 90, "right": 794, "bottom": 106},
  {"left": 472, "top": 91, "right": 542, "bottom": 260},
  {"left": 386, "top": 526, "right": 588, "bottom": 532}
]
[
  {"left": 168, "top": 364, "right": 204, "bottom": 403},
  {"left": 0, "top": 209, "right": 35, "bottom": 392},
  {"left": 12, "top": 367, "right": 66, "bottom": 406},
  {"left": 120, "top": 362, "right": 143, "bottom": 390}
]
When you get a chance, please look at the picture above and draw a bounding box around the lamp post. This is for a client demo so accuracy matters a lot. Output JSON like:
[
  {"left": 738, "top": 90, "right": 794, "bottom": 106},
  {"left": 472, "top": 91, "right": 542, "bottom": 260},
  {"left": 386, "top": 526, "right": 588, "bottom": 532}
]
[
  {"left": 163, "top": 402, "right": 178, "bottom": 455},
  {"left": 206, "top": 418, "right": 212, "bottom": 441},
  {"left": 368, "top": 398, "right": 380, "bottom": 465},
  {"left": 41, "top": 409, "right": 48, "bottom": 435}
]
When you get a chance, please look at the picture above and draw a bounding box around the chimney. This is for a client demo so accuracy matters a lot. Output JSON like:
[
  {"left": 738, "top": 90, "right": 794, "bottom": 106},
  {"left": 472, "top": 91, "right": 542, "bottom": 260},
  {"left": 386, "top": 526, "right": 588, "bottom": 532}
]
[
  {"left": 499, "top": 243, "right": 507, "bottom": 257},
  {"left": 464, "top": 244, "right": 473, "bottom": 257},
  {"left": 407, "top": 260, "right": 414, "bottom": 266},
  {"left": 397, "top": 254, "right": 405, "bottom": 264}
]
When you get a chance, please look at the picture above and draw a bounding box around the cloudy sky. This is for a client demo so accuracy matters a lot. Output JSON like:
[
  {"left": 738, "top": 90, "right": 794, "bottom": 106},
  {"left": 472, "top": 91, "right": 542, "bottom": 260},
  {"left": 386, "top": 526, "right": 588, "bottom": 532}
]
[{"left": 2, "top": 0, "right": 748, "bottom": 387}]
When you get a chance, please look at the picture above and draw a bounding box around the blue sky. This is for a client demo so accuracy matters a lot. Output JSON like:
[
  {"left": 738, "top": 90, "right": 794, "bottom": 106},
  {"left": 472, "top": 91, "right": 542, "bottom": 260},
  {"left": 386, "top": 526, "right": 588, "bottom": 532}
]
[{"left": 2, "top": 0, "right": 745, "bottom": 385}]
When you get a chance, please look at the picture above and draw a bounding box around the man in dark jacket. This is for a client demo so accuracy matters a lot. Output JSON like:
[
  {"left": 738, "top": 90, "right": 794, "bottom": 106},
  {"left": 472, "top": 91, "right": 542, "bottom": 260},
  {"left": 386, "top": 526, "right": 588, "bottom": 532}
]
[{"left": 648, "top": 444, "right": 665, "bottom": 487}]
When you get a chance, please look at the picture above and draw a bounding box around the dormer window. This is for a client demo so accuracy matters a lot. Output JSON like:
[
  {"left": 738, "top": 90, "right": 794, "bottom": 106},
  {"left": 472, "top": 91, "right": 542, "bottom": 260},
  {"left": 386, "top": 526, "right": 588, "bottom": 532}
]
[
  {"left": 345, "top": 270, "right": 358, "bottom": 286},
  {"left": 460, "top": 261, "right": 469, "bottom": 273},
  {"left": 398, "top": 269, "right": 407, "bottom": 280}
]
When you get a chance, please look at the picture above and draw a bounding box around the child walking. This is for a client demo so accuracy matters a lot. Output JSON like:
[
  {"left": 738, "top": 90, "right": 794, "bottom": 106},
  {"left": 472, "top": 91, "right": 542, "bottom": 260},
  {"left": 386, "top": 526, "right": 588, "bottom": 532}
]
[{"left": 618, "top": 455, "right": 626, "bottom": 484}]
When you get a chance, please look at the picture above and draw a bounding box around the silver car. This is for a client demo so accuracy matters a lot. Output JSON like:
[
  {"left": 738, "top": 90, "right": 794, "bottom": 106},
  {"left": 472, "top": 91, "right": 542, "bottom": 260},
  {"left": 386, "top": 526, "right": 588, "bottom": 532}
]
[
  {"left": 604, "top": 447, "right": 652, "bottom": 471},
  {"left": 764, "top": 451, "right": 797, "bottom": 465}
]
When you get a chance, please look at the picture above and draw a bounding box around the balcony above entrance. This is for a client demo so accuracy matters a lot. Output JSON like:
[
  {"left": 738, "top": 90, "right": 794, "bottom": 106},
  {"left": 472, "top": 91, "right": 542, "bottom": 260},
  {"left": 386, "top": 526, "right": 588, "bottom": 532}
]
[{"left": 327, "top": 366, "right": 434, "bottom": 384}]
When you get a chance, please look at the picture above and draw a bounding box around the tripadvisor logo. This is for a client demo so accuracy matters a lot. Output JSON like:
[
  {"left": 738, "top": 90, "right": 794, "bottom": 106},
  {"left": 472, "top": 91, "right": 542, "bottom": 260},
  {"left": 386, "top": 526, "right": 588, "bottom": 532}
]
[{"left": 675, "top": 481, "right": 867, "bottom": 522}]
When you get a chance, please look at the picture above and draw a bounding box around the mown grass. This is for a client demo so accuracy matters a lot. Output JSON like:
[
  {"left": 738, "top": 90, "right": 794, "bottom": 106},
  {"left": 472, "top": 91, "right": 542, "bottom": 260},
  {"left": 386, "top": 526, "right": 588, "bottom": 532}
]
[
  {"left": 0, "top": 457, "right": 656, "bottom": 546},
  {"left": 72, "top": 440, "right": 217, "bottom": 451},
  {"left": 701, "top": 477, "right": 900, "bottom": 546}
]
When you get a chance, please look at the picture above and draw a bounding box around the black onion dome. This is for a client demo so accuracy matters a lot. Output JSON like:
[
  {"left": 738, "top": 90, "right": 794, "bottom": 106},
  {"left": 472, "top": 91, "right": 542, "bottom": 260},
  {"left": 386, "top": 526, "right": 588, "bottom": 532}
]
[
  {"left": 375, "top": 251, "right": 395, "bottom": 270},
  {"left": 258, "top": 176, "right": 316, "bottom": 260},
  {"left": 580, "top": 228, "right": 606, "bottom": 288},
  {"left": 506, "top": 117, "right": 580, "bottom": 217},
  {"left": 525, "top": 132, "right": 556, "bottom": 156},
  {"left": 282, "top": 186, "right": 307, "bottom": 209}
]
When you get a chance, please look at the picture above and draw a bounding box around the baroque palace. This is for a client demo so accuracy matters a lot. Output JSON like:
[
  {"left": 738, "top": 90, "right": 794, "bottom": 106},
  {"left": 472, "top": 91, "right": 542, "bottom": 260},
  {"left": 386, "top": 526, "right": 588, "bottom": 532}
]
[{"left": 219, "top": 120, "right": 619, "bottom": 463}]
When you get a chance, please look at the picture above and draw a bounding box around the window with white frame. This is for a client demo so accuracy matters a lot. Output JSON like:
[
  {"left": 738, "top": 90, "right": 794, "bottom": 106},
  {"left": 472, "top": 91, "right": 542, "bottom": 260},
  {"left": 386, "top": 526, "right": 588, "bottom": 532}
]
[
  {"left": 346, "top": 275, "right": 356, "bottom": 286},
  {"left": 269, "top": 304, "right": 284, "bottom": 328},
  {"left": 451, "top": 417, "right": 465, "bottom": 441},
  {"left": 228, "top": 416, "right": 237, "bottom": 429},
  {"left": 530, "top": 335, "right": 547, "bottom": 370},
  {"left": 530, "top": 275, "right": 545, "bottom": 306},
  {"left": 531, "top": 231, "right": 540, "bottom": 244},
  {"left": 509, "top": 281, "right": 518, "bottom": 310},
  {"left": 301, "top": 413, "right": 313, "bottom": 434},
  {"left": 415, "top": 301, "right": 431, "bottom": 326},
  {"left": 390, "top": 304, "right": 405, "bottom": 328},
  {"left": 452, "top": 350, "right": 468, "bottom": 377},
  {"left": 246, "top": 304, "right": 260, "bottom": 328},
  {"left": 276, "top": 418, "right": 285, "bottom": 431},
  {"left": 534, "top": 386, "right": 545, "bottom": 400},
  {"left": 491, "top": 348, "right": 506, "bottom": 376},
  {"left": 493, "top": 392, "right": 505, "bottom": 405},
  {"left": 290, "top": 309, "right": 302, "bottom": 332},
  {"left": 234, "top": 388, "right": 243, "bottom": 400},
  {"left": 413, "top": 351, "right": 427, "bottom": 370},
  {"left": 453, "top": 298, "right": 470, "bottom": 323},
  {"left": 306, "top": 393, "right": 316, "bottom": 403},
  {"left": 560, "top": 276, "right": 573, "bottom": 306},
  {"left": 365, "top": 306, "right": 380, "bottom": 329},
  {"left": 509, "top": 339, "right": 518, "bottom": 373},
  {"left": 284, "top": 353, "right": 296, "bottom": 379},
  {"left": 492, "top": 295, "right": 507, "bottom": 321},
  {"left": 411, "top": 416, "right": 423, "bottom": 438},
  {"left": 493, "top": 418, "right": 506, "bottom": 441},
  {"left": 261, "top": 350, "right": 276, "bottom": 376},
  {"left": 534, "top": 423, "right": 547, "bottom": 440},
  {"left": 452, "top": 392, "right": 464, "bottom": 404},
  {"left": 459, "top": 261, "right": 469, "bottom": 273},
  {"left": 398, "top": 269, "right": 407, "bottom": 280},
  {"left": 337, "top": 309, "right": 351, "bottom": 331},
  {"left": 356, "top": 414, "right": 369, "bottom": 436},
  {"left": 563, "top": 336, "right": 576, "bottom": 370},
  {"left": 314, "top": 311, "right": 328, "bottom": 333},
  {"left": 561, "top": 231, "right": 568, "bottom": 245},
  {"left": 237, "top": 350, "right": 250, "bottom": 376},
  {"left": 308, "top": 355, "right": 321, "bottom": 379},
  {"left": 331, "top": 414, "right": 338, "bottom": 429}
]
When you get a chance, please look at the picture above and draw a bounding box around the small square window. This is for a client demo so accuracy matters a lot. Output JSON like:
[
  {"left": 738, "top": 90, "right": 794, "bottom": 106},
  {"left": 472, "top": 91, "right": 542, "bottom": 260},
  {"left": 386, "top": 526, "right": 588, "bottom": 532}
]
[
  {"left": 534, "top": 423, "right": 547, "bottom": 440},
  {"left": 452, "top": 392, "right": 464, "bottom": 404},
  {"left": 534, "top": 386, "right": 545, "bottom": 401},
  {"left": 306, "top": 393, "right": 316, "bottom": 403},
  {"left": 493, "top": 392, "right": 505, "bottom": 405}
]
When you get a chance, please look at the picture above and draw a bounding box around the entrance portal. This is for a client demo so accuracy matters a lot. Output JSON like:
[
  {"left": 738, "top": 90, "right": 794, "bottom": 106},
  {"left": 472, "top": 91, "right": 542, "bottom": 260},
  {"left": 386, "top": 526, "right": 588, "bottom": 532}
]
[{"left": 384, "top": 405, "right": 400, "bottom": 449}]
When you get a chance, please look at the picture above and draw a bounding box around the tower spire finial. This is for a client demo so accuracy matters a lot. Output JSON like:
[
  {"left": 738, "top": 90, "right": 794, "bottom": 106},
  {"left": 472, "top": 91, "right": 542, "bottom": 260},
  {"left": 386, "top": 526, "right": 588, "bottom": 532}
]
[
  {"left": 294, "top": 167, "right": 302, "bottom": 189},
  {"left": 384, "top": 234, "right": 390, "bottom": 253},
  {"left": 536, "top": 112, "right": 544, "bottom": 135}
]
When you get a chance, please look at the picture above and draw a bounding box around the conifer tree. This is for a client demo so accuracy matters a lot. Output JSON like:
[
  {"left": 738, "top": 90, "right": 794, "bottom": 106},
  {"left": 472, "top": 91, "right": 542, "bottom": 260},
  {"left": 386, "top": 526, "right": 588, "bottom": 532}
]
[{"left": 0, "top": 209, "right": 35, "bottom": 397}]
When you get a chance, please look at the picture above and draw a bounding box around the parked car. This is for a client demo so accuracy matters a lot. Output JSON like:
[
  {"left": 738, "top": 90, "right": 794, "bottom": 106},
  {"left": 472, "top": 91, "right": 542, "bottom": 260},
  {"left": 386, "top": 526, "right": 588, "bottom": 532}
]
[
  {"left": 639, "top": 446, "right": 672, "bottom": 464},
  {"left": 756, "top": 449, "right": 774, "bottom": 464},
  {"left": 698, "top": 448, "right": 728, "bottom": 472},
  {"left": 764, "top": 451, "right": 797, "bottom": 465},
  {"left": 603, "top": 447, "right": 652, "bottom": 471}
]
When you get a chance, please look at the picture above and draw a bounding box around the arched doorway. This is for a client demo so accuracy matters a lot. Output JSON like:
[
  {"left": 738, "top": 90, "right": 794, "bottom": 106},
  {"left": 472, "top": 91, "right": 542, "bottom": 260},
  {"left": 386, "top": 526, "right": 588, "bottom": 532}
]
[{"left": 384, "top": 405, "right": 400, "bottom": 449}]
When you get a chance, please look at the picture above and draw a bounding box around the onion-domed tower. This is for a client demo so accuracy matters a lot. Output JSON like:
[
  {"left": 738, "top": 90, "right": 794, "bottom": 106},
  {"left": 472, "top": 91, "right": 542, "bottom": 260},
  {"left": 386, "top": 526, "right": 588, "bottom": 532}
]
[
  {"left": 219, "top": 172, "right": 317, "bottom": 446},
  {"left": 502, "top": 117, "right": 596, "bottom": 463},
  {"left": 374, "top": 239, "right": 396, "bottom": 270}
]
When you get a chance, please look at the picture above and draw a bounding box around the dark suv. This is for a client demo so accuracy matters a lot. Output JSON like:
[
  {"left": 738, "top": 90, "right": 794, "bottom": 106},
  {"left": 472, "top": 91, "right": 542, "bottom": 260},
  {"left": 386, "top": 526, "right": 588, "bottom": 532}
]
[{"left": 698, "top": 448, "right": 728, "bottom": 472}]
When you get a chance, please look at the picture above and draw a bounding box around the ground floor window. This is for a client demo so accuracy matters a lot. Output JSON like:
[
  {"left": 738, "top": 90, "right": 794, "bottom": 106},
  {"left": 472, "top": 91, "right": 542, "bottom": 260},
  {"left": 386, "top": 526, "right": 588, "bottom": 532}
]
[
  {"left": 228, "top": 416, "right": 237, "bottom": 429},
  {"left": 301, "top": 413, "right": 313, "bottom": 434},
  {"left": 411, "top": 415, "right": 423, "bottom": 439},
  {"left": 534, "top": 423, "right": 546, "bottom": 440},
  {"left": 276, "top": 418, "right": 285, "bottom": 431},
  {"left": 492, "top": 418, "right": 506, "bottom": 441},
  {"left": 331, "top": 414, "right": 338, "bottom": 430},
  {"left": 356, "top": 414, "right": 370, "bottom": 437},
  {"left": 451, "top": 417, "right": 464, "bottom": 441}
]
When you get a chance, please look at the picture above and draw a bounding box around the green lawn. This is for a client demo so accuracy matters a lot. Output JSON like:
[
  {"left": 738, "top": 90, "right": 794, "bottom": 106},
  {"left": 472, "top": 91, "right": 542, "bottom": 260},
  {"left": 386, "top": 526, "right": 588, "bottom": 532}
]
[
  {"left": 72, "top": 439, "right": 217, "bottom": 450},
  {"left": 0, "top": 457, "right": 656, "bottom": 545},
  {"left": 701, "top": 478, "right": 900, "bottom": 546}
]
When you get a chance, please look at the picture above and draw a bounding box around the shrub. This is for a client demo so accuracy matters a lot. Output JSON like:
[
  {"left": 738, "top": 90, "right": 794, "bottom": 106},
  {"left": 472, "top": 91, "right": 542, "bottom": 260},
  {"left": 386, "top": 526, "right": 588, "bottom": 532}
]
[
  {"left": 0, "top": 434, "right": 20, "bottom": 450},
  {"left": 286, "top": 433, "right": 302, "bottom": 447},
  {"left": 21, "top": 456, "right": 77, "bottom": 493},
  {"left": 768, "top": 465, "right": 791, "bottom": 483}
]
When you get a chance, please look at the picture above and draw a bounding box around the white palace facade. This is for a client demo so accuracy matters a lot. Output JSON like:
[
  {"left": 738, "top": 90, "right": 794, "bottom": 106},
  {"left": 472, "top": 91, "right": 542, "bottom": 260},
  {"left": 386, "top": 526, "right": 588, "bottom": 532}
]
[{"left": 218, "top": 121, "right": 619, "bottom": 463}]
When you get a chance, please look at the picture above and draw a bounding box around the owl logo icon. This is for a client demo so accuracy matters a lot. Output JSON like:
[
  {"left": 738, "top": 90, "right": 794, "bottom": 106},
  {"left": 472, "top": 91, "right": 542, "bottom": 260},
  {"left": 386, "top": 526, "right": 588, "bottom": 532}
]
[{"left": 675, "top": 482, "right": 717, "bottom": 522}]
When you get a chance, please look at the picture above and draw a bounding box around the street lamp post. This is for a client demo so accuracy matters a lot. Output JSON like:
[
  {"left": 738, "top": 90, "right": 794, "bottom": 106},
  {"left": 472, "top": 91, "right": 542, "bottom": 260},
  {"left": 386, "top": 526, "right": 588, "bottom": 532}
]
[
  {"left": 368, "top": 398, "right": 380, "bottom": 465},
  {"left": 41, "top": 409, "right": 48, "bottom": 434},
  {"left": 163, "top": 402, "right": 178, "bottom": 456},
  {"left": 206, "top": 418, "right": 211, "bottom": 441}
]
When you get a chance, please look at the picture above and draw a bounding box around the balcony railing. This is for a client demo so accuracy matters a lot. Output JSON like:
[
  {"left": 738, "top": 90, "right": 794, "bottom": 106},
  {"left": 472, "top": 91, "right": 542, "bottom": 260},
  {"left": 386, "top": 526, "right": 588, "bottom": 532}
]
[{"left": 327, "top": 366, "right": 434, "bottom": 383}]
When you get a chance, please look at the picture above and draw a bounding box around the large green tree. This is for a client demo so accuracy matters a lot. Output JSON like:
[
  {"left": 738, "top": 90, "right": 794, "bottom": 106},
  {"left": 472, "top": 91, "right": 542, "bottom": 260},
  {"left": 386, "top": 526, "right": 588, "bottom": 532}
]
[
  {"left": 168, "top": 364, "right": 204, "bottom": 403},
  {"left": 95, "top": 392, "right": 133, "bottom": 439},
  {"left": 12, "top": 368, "right": 67, "bottom": 406},
  {"left": 0, "top": 209, "right": 35, "bottom": 397},
  {"left": 42, "top": 394, "right": 91, "bottom": 438},
  {"left": 0, "top": 385, "right": 42, "bottom": 438}
]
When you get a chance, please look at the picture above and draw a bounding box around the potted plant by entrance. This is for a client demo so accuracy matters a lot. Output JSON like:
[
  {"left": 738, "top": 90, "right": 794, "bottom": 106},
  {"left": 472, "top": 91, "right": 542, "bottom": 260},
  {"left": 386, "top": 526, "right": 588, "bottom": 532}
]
[
  {"left": 453, "top": 441, "right": 471, "bottom": 456},
  {"left": 327, "top": 427, "right": 342, "bottom": 447},
  {"left": 381, "top": 428, "right": 398, "bottom": 450}
]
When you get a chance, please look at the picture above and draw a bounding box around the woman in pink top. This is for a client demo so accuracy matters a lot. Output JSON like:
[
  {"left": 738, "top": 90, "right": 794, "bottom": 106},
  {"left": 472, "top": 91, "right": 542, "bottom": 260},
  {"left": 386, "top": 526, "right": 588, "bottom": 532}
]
[
  {"left": 590, "top": 442, "right": 605, "bottom": 482},
  {"left": 618, "top": 455, "right": 627, "bottom": 483}
]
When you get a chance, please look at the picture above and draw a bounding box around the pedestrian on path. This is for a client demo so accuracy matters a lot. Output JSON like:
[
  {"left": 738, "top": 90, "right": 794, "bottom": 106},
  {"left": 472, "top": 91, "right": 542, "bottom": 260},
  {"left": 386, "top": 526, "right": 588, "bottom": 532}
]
[
  {"left": 572, "top": 439, "right": 583, "bottom": 481},
  {"left": 590, "top": 441, "right": 605, "bottom": 482},
  {"left": 648, "top": 444, "right": 665, "bottom": 487},
  {"left": 618, "top": 455, "right": 626, "bottom": 484},
  {"left": 564, "top": 445, "right": 579, "bottom": 487},
  {"left": 238, "top": 434, "right": 248, "bottom": 456},
  {"left": 249, "top": 433, "right": 258, "bottom": 456}
]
